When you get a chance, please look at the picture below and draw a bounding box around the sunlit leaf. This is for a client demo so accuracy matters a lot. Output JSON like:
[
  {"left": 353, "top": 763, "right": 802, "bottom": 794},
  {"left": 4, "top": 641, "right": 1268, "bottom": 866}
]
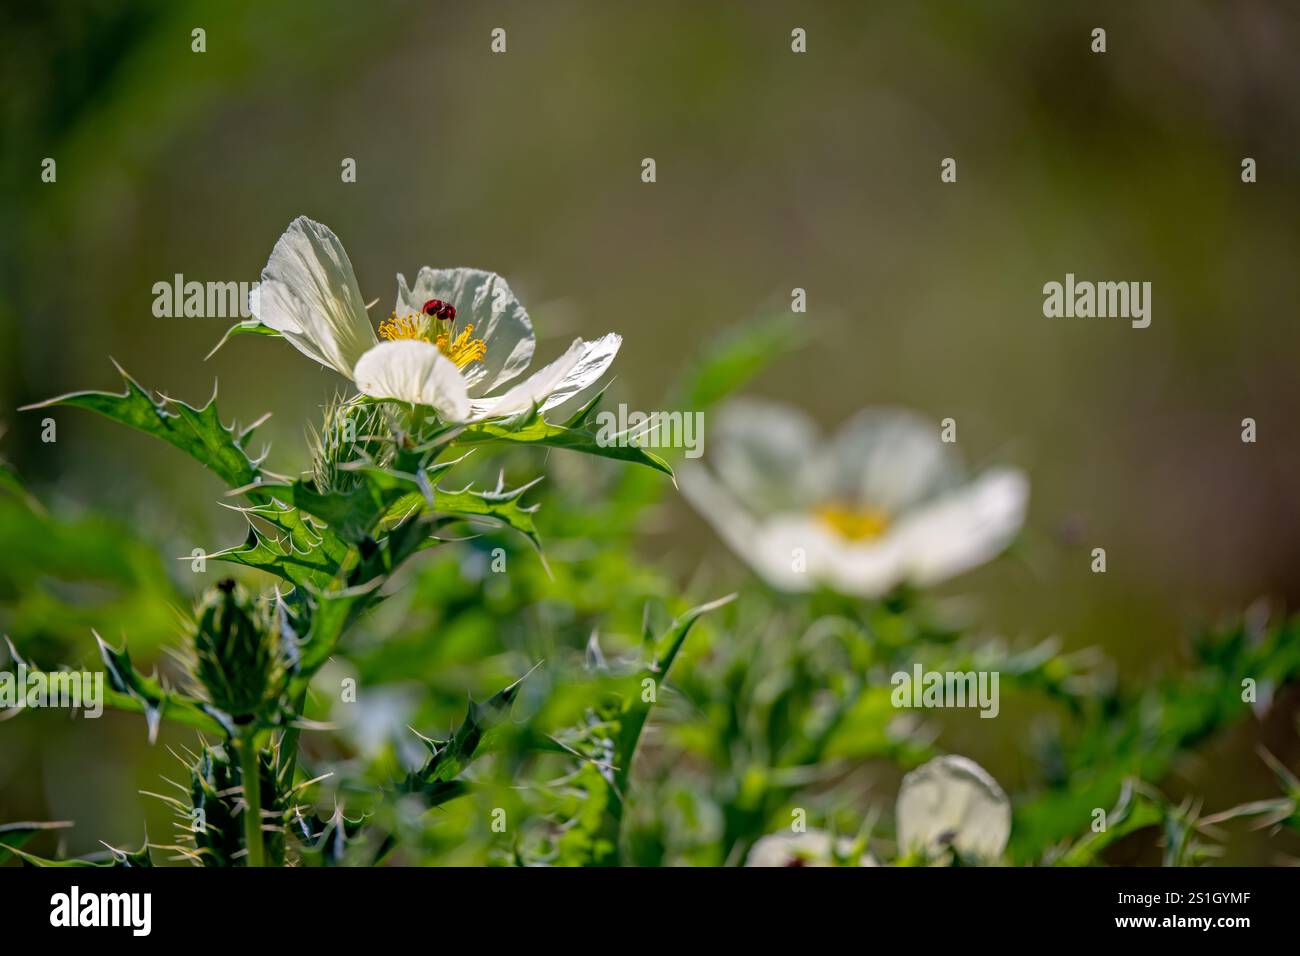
[
  {"left": 455, "top": 412, "right": 673, "bottom": 476},
  {"left": 21, "top": 364, "right": 268, "bottom": 489}
]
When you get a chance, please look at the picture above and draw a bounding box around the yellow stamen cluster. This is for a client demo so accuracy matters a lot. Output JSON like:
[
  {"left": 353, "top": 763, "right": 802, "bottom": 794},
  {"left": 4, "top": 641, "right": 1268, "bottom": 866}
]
[
  {"left": 378, "top": 313, "right": 428, "bottom": 342},
  {"left": 815, "top": 502, "right": 890, "bottom": 541},
  {"left": 436, "top": 324, "right": 488, "bottom": 369},
  {"left": 377, "top": 311, "right": 487, "bottom": 370}
]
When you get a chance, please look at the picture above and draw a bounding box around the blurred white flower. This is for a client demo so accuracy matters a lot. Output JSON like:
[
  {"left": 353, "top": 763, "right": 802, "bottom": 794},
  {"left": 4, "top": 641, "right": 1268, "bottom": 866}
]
[
  {"left": 895, "top": 754, "right": 1011, "bottom": 862},
  {"left": 745, "top": 829, "right": 876, "bottom": 867},
  {"left": 248, "top": 216, "right": 620, "bottom": 422},
  {"left": 679, "top": 400, "right": 1028, "bottom": 597}
]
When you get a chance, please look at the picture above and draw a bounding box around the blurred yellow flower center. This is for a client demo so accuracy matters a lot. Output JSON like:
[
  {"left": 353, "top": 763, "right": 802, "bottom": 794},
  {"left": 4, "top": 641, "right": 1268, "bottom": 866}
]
[
  {"left": 815, "top": 502, "right": 890, "bottom": 541},
  {"left": 378, "top": 312, "right": 487, "bottom": 369}
]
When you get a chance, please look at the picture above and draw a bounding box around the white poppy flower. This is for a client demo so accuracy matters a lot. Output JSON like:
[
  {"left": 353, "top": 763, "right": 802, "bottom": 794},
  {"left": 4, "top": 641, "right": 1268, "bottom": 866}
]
[
  {"left": 895, "top": 755, "right": 1011, "bottom": 862},
  {"left": 249, "top": 216, "right": 621, "bottom": 422},
  {"left": 679, "top": 400, "right": 1028, "bottom": 597},
  {"left": 744, "top": 829, "right": 876, "bottom": 867}
]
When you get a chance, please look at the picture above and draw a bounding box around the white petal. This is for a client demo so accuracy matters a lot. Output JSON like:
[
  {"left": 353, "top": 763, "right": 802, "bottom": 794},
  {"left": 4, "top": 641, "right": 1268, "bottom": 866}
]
[
  {"left": 818, "top": 534, "right": 908, "bottom": 598},
  {"left": 746, "top": 831, "right": 831, "bottom": 867},
  {"left": 709, "top": 399, "right": 824, "bottom": 513},
  {"left": 468, "top": 339, "right": 584, "bottom": 419},
  {"left": 896, "top": 755, "right": 1011, "bottom": 861},
  {"left": 687, "top": 468, "right": 1024, "bottom": 599},
  {"left": 830, "top": 408, "right": 961, "bottom": 513},
  {"left": 538, "top": 332, "right": 622, "bottom": 412},
  {"left": 678, "top": 466, "right": 818, "bottom": 593},
  {"left": 353, "top": 341, "right": 471, "bottom": 422},
  {"left": 891, "top": 468, "right": 1029, "bottom": 586},
  {"left": 745, "top": 830, "right": 875, "bottom": 867},
  {"left": 395, "top": 268, "right": 534, "bottom": 395},
  {"left": 255, "top": 217, "right": 376, "bottom": 377}
]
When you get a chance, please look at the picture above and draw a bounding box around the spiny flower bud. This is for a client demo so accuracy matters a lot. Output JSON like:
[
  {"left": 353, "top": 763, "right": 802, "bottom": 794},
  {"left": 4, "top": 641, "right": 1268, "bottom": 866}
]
[
  {"left": 188, "top": 743, "right": 244, "bottom": 867},
  {"left": 192, "top": 580, "right": 284, "bottom": 719},
  {"left": 188, "top": 742, "right": 288, "bottom": 867}
]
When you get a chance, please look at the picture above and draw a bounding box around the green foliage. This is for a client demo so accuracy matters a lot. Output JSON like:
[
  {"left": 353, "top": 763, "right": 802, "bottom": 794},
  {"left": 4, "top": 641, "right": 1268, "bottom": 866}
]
[
  {"left": 578, "top": 595, "right": 736, "bottom": 866},
  {"left": 457, "top": 407, "right": 672, "bottom": 476},
  {"left": 4, "top": 311, "right": 1297, "bottom": 870},
  {"left": 93, "top": 633, "right": 229, "bottom": 738},
  {"left": 0, "top": 464, "right": 176, "bottom": 660},
  {"left": 0, "top": 821, "right": 72, "bottom": 866},
  {"left": 21, "top": 364, "right": 268, "bottom": 489},
  {"left": 176, "top": 741, "right": 297, "bottom": 867},
  {"left": 2, "top": 314, "right": 683, "bottom": 866},
  {"left": 402, "top": 668, "right": 536, "bottom": 806},
  {"left": 4, "top": 838, "right": 153, "bottom": 868},
  {"left": 1010, "top": 615, "right": 1300, "bottom": 862},
  {"left": 192, "top": 580, "right": 290, "bottom": 720}
]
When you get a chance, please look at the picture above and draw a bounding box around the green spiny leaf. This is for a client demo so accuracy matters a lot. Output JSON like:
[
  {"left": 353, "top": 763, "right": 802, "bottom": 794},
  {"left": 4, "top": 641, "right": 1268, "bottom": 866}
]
[
  {"left": 405, "top": 666, "right": 537, "bottom": 804},
  {"left": 205, "top": 319, "right": 281, "bottom": 361},
  {"left": 6, "top": 839, "right": 153, "bottom": 868},
  {"left": 0, "top": 821, "right": 73, "bottom": 865},
  {"left": 454, "top": 412, "right": 673, "bottom": 476},
  {"left": 21, "top": 363, "right": 267, "bottom": 489},
  {"left": 94, "top": 634, "right": 229, "bottom": 739},
  {"left": 589, "top": 594, "right": 735, "bottom": 865},
  {"left": 209, "top": 500, "right": 349, "bottom": 590},
  {"left": 427, "top": 478, "right": 542, "bottom": 550}
]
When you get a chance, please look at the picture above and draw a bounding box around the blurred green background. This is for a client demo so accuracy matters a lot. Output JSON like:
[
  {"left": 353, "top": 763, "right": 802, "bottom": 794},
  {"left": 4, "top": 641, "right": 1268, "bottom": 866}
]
[{"left": 2, "top": 0, "right": 1299, "bottom": 863}]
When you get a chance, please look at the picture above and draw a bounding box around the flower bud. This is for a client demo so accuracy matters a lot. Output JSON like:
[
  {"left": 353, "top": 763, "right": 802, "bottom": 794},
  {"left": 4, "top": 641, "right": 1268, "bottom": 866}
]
[{"left": 192, "top": 580, "right": 283, "bottom": 719}]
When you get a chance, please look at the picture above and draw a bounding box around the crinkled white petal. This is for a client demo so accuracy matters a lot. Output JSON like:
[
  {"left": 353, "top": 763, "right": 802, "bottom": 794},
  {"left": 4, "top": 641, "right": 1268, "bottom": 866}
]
[
  {"left": 896, "top": 755, "right": 1011, "bottom": 861},
  {"left": 255, "top": 217, "right": 376, "bottom": 377},
  {"left": 352, "top": 341, "right": 471, "bottom": 423},
  {"left": 395, "top": 268, "right": 534, "bottom": 395},
  {"left": 890, "top": 468, "right": 1028, "bottom": 586},
  {"left": 537, "top": 332, "right": 622, "bottom": 413},
  {"left": 468, "top": 338, "right": 584, "bottom": 420}
]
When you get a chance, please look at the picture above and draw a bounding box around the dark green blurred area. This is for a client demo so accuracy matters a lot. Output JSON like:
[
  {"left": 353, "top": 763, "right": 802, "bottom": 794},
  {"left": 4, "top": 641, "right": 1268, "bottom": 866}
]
[{"left": 2, "top": 1, "right": 1299, "bottom": 863}]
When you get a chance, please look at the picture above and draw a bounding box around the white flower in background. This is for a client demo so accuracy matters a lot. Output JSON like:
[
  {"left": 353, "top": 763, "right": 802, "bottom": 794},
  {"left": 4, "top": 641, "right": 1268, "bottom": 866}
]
[
  {"left": 895, "top": 755, "right": 1011, "bottom": 862},
  {"left": 745, "top": 829, "right": 876, "bottom": 867},
  {"left": 679, "top": 399, "right": 1028, "bottom": 597},
  {"left": 248, "top": 216, "right": 621, "bottom": 422}
]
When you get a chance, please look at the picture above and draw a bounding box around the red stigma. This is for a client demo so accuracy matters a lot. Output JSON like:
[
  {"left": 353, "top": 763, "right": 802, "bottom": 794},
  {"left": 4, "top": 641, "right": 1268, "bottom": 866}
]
[{"left": 422, "top": 299, "right": 456, "bottom": 321}]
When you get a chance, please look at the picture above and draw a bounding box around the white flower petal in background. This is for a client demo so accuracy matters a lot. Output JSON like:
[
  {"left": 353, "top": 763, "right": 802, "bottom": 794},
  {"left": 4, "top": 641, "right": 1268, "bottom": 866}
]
[
  {"left": 892, "top": 468, "right": 1029, "bottom": 586},
  {"left": 254, "top": 216, "right": 376, "bottom": 378},
  {"left": 395, "top": 267, "right": 535, "bottom": 395},
  {"left": 678, "top": 468, "right": 812, "bottom": 592},
  {"left": 821, "top": 530, "right": 909, "bottom": 597},
  {"left": 831, "top": 408, "right": 962, "bottom": 514},
  {"left": 353, "top": 340, "right": 471, "bottom": 422},
  {"left": 895, "top": 755, "right": 1011, "bottom": 862},
  {"left": 680, "top": 401, "right": 1028, "bottom": 597},
  {"left": 711, "top": 399, "right": 823, "bottom": 513},
  {"left": 745, "top": 829, "right": 876, "bottom": 867}
]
